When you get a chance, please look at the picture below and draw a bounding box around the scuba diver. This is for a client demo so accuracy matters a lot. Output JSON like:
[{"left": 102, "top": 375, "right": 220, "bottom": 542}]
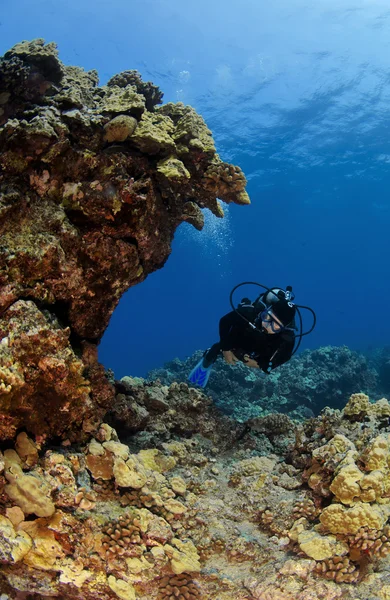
[{"left": 188, "top": 282, "right": 316, "bottom": 388}]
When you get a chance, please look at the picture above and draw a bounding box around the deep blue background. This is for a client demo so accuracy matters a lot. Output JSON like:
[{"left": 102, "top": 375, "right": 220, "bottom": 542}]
[{"left": 2, "top": 0, "right": 390, "bottom": 376}]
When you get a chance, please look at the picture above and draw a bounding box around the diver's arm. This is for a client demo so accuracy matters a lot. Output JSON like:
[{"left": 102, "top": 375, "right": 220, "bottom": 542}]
[
  {"left": 268, "top": 335, "right": 295, "bottom": 370},
  {"left": 218, "top": 305, "right": 256, "bottom": 350}
]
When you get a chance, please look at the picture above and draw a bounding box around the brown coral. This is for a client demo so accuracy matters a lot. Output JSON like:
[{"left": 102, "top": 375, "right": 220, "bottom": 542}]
[
  {"left": 247, "top": 412, "right": 295, "bottom": 436},
  {"left": 202, "top": 161, "right": 250, "bottom": 205},
  {"left": 101, "top": 513, "right": 143, "bottom": 557},
  {"left": 293, "top": 498, "right": 319, "bottom": 521},
  {"left": 346, "top": 525, "right": 390, "bottom": 559},
  {"left": 313, "top": 556, "right": 360, "bottom": 583},
  {"left": 157, "top": 574, "right": 201, "bottom": 599}
]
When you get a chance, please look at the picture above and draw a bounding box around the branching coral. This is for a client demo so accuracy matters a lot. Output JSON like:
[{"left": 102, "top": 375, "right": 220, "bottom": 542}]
[
  {"left": 101, "top": 513, "right": 143, "bottom": 557},
  {"left": 157, "top": 574, "right": 201, "bottom": 599},
  {"left": 313, "top": 557, "right": 360, "bottom": 584},
  {"left": 293, "top": 498, "right": 319, "bottom": 521},
  {"left": 346, "top": 525, "right": 390, "bottom": 559}
]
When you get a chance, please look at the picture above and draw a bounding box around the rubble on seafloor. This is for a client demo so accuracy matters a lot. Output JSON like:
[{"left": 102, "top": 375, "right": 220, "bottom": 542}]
[{"left": 2, "top": 39, "right": 390, "bottom": 599}]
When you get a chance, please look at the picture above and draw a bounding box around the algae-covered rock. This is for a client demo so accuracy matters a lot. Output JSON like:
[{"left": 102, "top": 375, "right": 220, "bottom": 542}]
[
  {"left": 157, "top": 156, "right": 191, "bottom": 180},
  {"left": 130, "top": 111, "right": 176, "bottom": 154},
  {"left": 97, "top": 84, "right": 145, "bottom": 117},
  {"left": 103, "top": 114, "right": 138, "bottom": 142},
  {"left": 159, "top": 102, "right": 216, "bottom": 155}
]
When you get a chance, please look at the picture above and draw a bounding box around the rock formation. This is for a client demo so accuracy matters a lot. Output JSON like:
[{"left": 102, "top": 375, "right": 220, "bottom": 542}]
[{"left": 0, "top": 39, "right": 249, "bottom": 442}]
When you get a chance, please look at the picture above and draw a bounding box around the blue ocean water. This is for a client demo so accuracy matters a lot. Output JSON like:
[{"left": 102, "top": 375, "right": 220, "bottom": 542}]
[{"left": 3, "top": 0, "right": 390, "bottom": 377}]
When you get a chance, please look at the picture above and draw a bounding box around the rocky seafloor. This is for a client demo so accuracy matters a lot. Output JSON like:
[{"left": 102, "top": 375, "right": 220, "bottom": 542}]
[{"left": 1, "top": 39, "right": 390, "bottom": 600}]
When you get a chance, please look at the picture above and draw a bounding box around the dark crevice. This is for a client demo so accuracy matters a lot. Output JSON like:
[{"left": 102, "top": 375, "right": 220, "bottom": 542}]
[
  {"left": 18, "top": 297, "right": 92, "bottom": 352},
  {"left": 119, "top": 235, "right": 139, "bottom": 247}
]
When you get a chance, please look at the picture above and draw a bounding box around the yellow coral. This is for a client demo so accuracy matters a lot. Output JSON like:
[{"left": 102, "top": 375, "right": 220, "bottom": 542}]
[
  {"left": 371, "top": 397, "right": 390, "bottom": 417},
  {"left": 103, "top": 115, "right": 137, "bottom": 142},
  {"left": 164, "top": 538, "right": 201, "bottom": 574},
  {"left": 359, "top": 470, "right": 385, "bottom": 503},
  {"left": 312, "top": 434, "right": 356, "bottom": 462},
  {"left": 15, "top": 431, "right": 38, "bottom": 467},
  {"left": 343, "top": 393, "right": 390, "bottom": 419},
  {"left": 0, "top": 515, "right": 32, "bottom": 563},
  {"left": 59, "top": 559, "right": 94, "bottom": 588},
  {"left": 20, "top": 519, "right": 64, "bottom": 570},
  {"left": 288, "top": 517, "right": 309, "bottom": 542},
  {"left": 343, "top": 393, "right": 371, "bottom": 416},
  {"left": 164, "top": 498, "right": 187, "bottom": 515},
  {"left": 126, "top": 556, "right": 151, "bottom": 574},
  {"left": 298, "top": 530, "right": 349, "bottom": 560},
  {"left": 4, "top": 450, "right": 55, "bottom": 517},
  {"left": 329, "top": 463, "right": 364, "bottom": 504},
  {"left": 232, "top": 456, "right": 277, "bottom": 477},
  {"left": 363, "top": 435, "right": 389, "bottom": 471},
  {"left": 169, "top": 476, "right": 186, "bottom": 495},
  {"left": 113, "top": 456, "right": 147, "bottom": 489},
  {"left": 157, "top": 156, "right": 191, "bottom": 180},
  {"left": 378, "top": 584, "right": 390, "bottom": 600},
  {"left": 88, "top": 438, "right": 105, "bottom": 456},
  {"left": 107, "top": 575, "right": 136, "bottom": 600},
  {"left": 130, "top": 111, "right": 176, "bottom": 155},
  {"left": 103, "top": 440, "right": 130, "bottom": 460},
  {"left": 320, "top": 502, "right": 389, "bottom": 534},
  {"left": 0, "top": 362, "right": 25, "bottom": 396},
  {"left": 138, "top": 448, "right": 176, "bottom": 473}
]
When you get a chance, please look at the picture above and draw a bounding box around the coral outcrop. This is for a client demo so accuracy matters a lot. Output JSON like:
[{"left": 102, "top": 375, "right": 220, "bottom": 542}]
[{"left": 0, "top": 39, "right": 250, "bottom": 441}]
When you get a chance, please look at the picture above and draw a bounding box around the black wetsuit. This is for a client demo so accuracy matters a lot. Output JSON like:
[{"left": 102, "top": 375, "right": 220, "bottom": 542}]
[{"left": 204, "top": 303, "right": 295, "bottom": 373}]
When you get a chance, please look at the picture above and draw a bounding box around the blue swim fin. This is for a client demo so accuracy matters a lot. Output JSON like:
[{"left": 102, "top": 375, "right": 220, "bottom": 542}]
[{"left": 188, "top": 358, "right": 212, "bottom": 388}]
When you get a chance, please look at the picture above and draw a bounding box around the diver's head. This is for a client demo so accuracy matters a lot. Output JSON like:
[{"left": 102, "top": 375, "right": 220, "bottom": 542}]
[
  {"left": 260, "top": 299, "right": 296, "bottom": 334},
  {"left": 263, "top": 288, "right": 285, "bottom": 305}
]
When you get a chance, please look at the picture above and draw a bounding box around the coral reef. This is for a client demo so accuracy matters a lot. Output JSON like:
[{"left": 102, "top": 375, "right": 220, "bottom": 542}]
[
  {"left": 0, "top": 39, "right": 250, "bottom": 441},
  {"left": 2, "top": 394, "right": 390, "bottom": 599},
  {"left": 2, "top": 38, "right": 390, "bottom": 600},
  {"left": 365, "top": 346, "right": 390, "bottom": 396},
  {"left": 148, "top": 345, "right": 379, "bottom": 419}
]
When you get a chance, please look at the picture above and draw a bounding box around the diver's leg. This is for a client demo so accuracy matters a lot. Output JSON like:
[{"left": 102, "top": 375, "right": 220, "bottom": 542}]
[{"left": 203, "top": 343, "right": 221, "bottom": 368}]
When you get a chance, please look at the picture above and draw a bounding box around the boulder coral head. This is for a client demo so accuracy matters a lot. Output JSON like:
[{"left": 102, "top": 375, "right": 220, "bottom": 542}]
[{"left": 0, "top": 39, "right": 251, "bottom": 441}]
